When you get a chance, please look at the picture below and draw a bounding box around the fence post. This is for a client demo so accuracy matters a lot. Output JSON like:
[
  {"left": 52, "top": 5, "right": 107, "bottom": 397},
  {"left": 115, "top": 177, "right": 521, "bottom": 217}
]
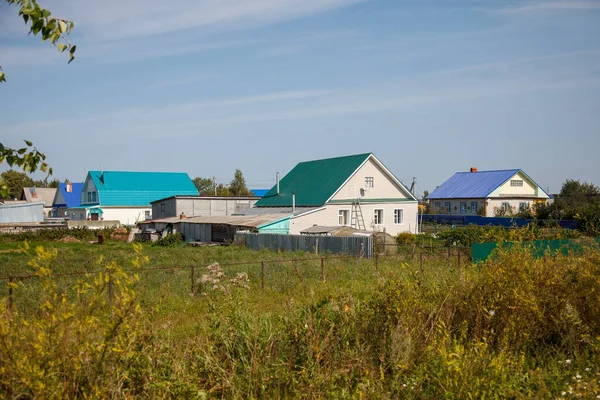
[
  {"left": 321, "top": 257, "right": 325, "bottom": 283},
  {"left": 261, "top": 261, "right": 265, "bottom": 290},
  {"left": 8, "top": 277, "right": 13, "bottom": 311},
  {"left": 190, "top": 266, "right": 195, "bottom": 294}
]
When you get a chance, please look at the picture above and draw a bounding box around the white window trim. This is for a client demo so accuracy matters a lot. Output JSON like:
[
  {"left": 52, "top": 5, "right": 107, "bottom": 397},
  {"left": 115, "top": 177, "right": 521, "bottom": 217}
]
[
  {"left": 393, "top": 208, "right": 404, "bottom": 225},
  {"left": 338, "top": 209, "right": 350, "bottom": 226},
  {"left": 510, "top": 179, "right": 524, "bottom": 187},
  {"left": 365, "top": 176, "right": 374, "bottom": 188},
  {"left": 373, "top": 208, "right": 384, "bottom": 225}
]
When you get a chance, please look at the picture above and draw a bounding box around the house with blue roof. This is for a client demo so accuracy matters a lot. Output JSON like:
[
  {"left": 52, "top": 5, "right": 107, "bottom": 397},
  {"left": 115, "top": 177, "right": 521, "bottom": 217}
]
[
  {"left": 428, "top": 167, "right": 549, "bottom": 217},
  {"left": 67, "top": 171, "right": 198, "bottom": 225},
  {"left": 52, "top": 181, "right": 84, "bottom": 218}
]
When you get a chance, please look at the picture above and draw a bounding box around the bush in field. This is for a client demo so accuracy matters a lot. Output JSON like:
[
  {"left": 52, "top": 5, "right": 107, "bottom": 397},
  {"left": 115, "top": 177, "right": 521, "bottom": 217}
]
[
  {"left": 396, "top": 232, "right": 416, "bottom": 245},
  {"left": 151, "top": 232, "right": 184, "bottom": 247}
]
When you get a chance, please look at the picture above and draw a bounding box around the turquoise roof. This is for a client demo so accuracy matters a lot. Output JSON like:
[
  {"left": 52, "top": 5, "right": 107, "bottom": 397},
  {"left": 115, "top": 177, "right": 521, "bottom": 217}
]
[
  {"left": 83, "top": 171, "right": 198, "bottom": 207},
  {"left": 255, "top": 153, "right": 371, "bottom": 207}
]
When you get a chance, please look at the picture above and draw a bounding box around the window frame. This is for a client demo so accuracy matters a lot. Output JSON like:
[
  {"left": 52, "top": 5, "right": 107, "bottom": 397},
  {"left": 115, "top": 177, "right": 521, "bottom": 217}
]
[
  {"left": 338, "top": 209, "right": 350, "bottom": 226},
  {"left": 394, "top": 209, "right": 404, "bottom": 225},
  {"left": 460, "top": 201, "right": 467, "bottom": 214},
  {"left": 519, "top": 202, "right": 529, "bottom": 211},
  {"left": 444, "top": 202, "right": 451, "bottom": 213},
  {"left": 91, "top": 191, "right": 97, "bottom": 202},
  {"left": 144, "top": 210, "right": 151, "bottom": 220},
  {"left": 365, "top": 176, "right": 374, "bottom": 188},
  {"left": 373, "top": 208, "right": 384, "bottom": 225},
  {"left": 471, "top": 201, "right": 478, "bottom": 214},
  {"left": 87, "top": 192, "right": 91, "bottom": 202},
  {"left": 501, "top": 202, "right": 511, "bottom": 212},
  {"left": 510, "top": 179, "right": 524, "bottom": 187}
]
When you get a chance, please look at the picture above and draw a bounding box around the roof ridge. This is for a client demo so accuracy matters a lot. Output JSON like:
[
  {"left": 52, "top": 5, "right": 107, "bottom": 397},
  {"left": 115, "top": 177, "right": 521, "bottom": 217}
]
[
  {"left": 455, "top": 169, "right": 520, "bottom": 174},
  {"left": 296, "top": 152, "right": 371, "bottom": 165}
]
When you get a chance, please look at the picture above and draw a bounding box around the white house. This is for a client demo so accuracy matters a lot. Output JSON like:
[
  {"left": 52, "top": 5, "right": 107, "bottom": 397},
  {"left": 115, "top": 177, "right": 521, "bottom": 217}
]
[
  {"left": 427, "top": 168, "right": 550, "bottom": 217},
  {"left": 251, "top": 153, "right": 419, "bottom": 235}
]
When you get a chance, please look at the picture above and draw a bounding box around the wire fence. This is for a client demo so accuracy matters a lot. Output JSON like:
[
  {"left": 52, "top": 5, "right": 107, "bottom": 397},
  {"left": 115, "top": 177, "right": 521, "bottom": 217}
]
[{"left": 1, "top": 246, "right": 473, "bottom": 311}]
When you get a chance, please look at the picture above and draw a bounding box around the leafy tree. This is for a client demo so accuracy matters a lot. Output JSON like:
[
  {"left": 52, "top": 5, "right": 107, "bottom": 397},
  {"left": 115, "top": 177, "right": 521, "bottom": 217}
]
[
  {"left": 193, "top": 177, "right": 214, "bottom": 196},
  {"left": 560, "top": 179, "right": 600, "bottom": 196},
  {"left": 228, "top": 169, "right": 252, "bottom": 196},
  {"left": 422, "top": 190, "right": 429, "bottom": 199},
  {"left": 216, "top": 183, "right": 230, "bottom": 196},
  {"left": 32, "top": 178, "right": 60, "bottom": 188},
  {"left": 0, "top": 170, "right": 35, "bottom": 199}
]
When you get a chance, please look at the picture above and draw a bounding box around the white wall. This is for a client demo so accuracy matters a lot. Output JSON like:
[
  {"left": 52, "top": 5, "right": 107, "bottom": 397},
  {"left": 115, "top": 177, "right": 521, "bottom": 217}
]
[
  {"left": 492, "top": 171, "right": 544, "bottom": 197},
  {"left": 331, "top": 158, "right": 412, "bottom": 201},
  {"left": 67, "top": 207, "right": 151, "bottom": 225},
  {"left": 289, "top": 202, "right": 419, "bottom": 235}
]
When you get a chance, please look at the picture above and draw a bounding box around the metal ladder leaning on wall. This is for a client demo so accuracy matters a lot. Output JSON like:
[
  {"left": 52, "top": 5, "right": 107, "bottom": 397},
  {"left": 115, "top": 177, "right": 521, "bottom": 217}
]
[{"left": 351, "top": 199, "right": 366, "bottom": 230}]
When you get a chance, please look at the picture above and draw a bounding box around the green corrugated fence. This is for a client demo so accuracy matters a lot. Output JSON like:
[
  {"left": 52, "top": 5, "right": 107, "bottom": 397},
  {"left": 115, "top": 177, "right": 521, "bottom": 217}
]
[{"left": 472, "top": 237, "right": 600, "bottom": 263}]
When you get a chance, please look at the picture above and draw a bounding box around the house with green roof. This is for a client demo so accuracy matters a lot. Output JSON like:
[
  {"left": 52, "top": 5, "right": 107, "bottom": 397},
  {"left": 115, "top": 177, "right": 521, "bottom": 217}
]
[
  {"left": 67, "top": 171, "right": 198, "bottom": 225},
  {"left": 252, "top": 153, "right": 419, "bottom": 235}
]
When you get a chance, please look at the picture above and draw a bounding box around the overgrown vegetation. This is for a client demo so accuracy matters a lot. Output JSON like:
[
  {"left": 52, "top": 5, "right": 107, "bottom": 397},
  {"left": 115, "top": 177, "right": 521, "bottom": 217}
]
[
  {"left": 1, "top": 240, "right": 599, "bottom": 398},
  {"left": 151, "top": 232, "right": 184, "bottom": 247},
  {"left": 0, "top": 227, "right": 122, "bottom": 243}
]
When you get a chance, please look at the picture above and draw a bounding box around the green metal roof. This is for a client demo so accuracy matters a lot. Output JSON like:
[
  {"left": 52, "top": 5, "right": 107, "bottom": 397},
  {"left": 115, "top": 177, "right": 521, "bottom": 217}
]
[
  {"left": 84, "top": 171, "right": 198, "bottom": 207},
  {"left": 255, "top": 153, "right": 371, "bottom": 207}
]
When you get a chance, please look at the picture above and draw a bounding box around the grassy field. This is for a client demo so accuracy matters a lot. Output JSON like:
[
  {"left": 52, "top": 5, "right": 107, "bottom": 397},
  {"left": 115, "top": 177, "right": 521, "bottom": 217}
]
[{"left": 1, "top": 238, "right": 599, "bottom": 398}]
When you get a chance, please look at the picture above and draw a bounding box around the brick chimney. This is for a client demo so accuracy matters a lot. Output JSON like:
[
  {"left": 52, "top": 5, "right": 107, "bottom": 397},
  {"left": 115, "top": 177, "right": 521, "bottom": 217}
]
[
  {"left": 470, "top": 167, "right": 478, "bottom": 173},
  {"left": 66, "top": 180, "right": 72, "bottom": 193}
]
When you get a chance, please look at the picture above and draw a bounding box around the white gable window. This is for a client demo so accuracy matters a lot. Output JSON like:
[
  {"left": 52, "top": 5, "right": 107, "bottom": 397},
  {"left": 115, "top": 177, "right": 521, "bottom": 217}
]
[
  {"left": 338, "top": 209, "right": 349, "bottom": 225},
  {"left": 510, "top": 179, "right": 524, "bottom": 187},
  {"left": 365, "top": 177, "right": 374, "bottom": 188},
  {"left": 394, "top": 209, "right": 403, "bottom": 224},
  {"left": 373, "top": 209, "right": 383, "bottom": 225}
]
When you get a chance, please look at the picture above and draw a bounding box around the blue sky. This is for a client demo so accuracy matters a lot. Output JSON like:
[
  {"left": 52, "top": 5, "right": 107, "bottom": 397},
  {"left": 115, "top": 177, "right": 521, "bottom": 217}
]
[{"left": 1, "top": 0, "right": 599, "bottom": 195}]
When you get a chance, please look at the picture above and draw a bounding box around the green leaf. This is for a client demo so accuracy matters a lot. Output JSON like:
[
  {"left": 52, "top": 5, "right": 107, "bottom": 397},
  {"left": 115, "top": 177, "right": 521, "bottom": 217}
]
[
  {"left": 70, "top": 45, "right": 76, "bottom": 54},
  {"left": 58, "top": 20, "right": 67, "bottom": 33},
  {"left": 41, "top": 9, "right": 51, "bottom": 18},
  {"left": 17, "top": 148, "right": 27, "bottom": 155},
  {"left": 68, "top": 53, "right": 75, "bottom": 64},
  {"left": 24, "top": 140, "right": 33, "bottom": 146},
  {"left": 68, "top": 21, "right": 74, "bottom": 33},
  {"left": 22, "top": 14, "right": 29, "bottom": 23},
  {"left": 57, "top": 43, "right": 67, "bottom": 53},
  {"left": 0, "top": 72, "right": 5, "bottom": 83}
]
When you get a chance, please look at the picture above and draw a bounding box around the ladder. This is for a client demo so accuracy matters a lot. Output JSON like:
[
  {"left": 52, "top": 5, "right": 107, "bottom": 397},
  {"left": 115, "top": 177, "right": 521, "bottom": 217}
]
[{"left": 351, "top": 199, "right": 366, "bottom": 230}]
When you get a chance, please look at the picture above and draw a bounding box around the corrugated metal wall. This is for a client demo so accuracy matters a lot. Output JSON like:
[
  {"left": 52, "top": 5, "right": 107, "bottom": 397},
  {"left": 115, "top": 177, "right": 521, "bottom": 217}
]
[
  {"left": 236, "top": 233, "right": 373, "bottom": 258},
  {"left": 179, "top": 223, "right": 211, "bottom": 242},
  {"left": 0, "top": 202, "right": 44, "bottom": 223}
]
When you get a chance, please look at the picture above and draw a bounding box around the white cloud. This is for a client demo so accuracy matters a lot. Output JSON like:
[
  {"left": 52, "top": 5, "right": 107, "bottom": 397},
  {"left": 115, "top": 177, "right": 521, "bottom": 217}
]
[
  {"left": 494, "top": 0, "right": 600, "bottom": 14},
  {"left": 52, "top": 0, "right": 368, "bottom": 41}
]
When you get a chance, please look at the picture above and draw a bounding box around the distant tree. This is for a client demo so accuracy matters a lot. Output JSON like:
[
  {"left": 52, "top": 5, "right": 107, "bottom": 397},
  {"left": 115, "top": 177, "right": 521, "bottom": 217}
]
[
  {"left": 0, "top": 170, "right": 34, "bottom": 199},
  {"left": 32, "top": 177, "right": 60, "bottom": 188},
  {"left": 422, "top": 190, "right": 429, "bottom": 199},
  {"left": 193, "top": 177, "right": 214, "bottom": 196},
  {"left": 560, "top": 179, "right": 600, "bottom": 196},
  {"left": 216, "top": 183, "right": 230, "bottom": 196},
  {"left": 229, "top": 169, "right": 252, "bottom": 196}
]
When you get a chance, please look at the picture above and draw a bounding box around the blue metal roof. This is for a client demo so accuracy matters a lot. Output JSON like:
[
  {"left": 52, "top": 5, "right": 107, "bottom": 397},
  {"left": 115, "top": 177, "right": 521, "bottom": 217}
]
[
  {"left": 251, "top": 189, "right": 269, "bottom": 197},
  {"left": 84, "top": 171, "right": 198, "bottom": 207},
  {"left": 55, "top": 182, "right": 84, "bottom": 208},
  {"left": 428, "top": 169, "right": 521, "bottom": 199}
]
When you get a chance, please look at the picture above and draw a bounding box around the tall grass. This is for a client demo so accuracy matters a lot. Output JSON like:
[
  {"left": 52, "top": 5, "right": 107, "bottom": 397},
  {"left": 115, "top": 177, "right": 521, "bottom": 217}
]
[{"left": 1, "top": 241, "right": 599, "bottom": 398}]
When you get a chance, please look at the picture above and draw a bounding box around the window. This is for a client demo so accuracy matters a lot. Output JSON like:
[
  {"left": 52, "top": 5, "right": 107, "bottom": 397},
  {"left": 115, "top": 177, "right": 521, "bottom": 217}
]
[
  {"left": 501, "top": 202, "right": 511, "bottom": 212},
  {"left": 510, "top": 180, "right": 524, "bottom": 187},
  {"left": 160, "top": 203, "right": 165, "bottom": 212},
  {"left": 460, "top": 202, "right": 467, "bottom": 214},
  {"left": 91, "top": 191, "right": 97, "bottom": 202},
  {"left": 471, "top": 202, "right": 478, "bottom": 214},
  {"left": 519, "top": 202, "right": 529, "bottom": 212},
  {"left": 145, "top": 210, "right": 151, "bottom": 220},
  {"left": 444, "top": 202, "right": 451, "bottom": 213},
  {"left": 87, "top": 192, "right": 91, "bottom": 202},
  {"left": 373, "top": 209, "right": 383, "bottom": 225},
  {"left": 338, "top": 209, "right": 349, "bottom": 225},
  {"left": 365, "top": 177, "right": 374, "bottom": 188},
  {"left": 435, "top": 202, "right": 441, "bottom": 210},
  {"left": 394, "top": 209, "right": 403, "bottom": 224}
]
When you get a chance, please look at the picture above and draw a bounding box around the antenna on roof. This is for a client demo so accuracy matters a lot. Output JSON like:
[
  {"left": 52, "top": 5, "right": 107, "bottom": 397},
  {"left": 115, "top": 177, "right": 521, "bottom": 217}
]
[{"left": 409, "top": 177, "right": 416, "bottom": 195}]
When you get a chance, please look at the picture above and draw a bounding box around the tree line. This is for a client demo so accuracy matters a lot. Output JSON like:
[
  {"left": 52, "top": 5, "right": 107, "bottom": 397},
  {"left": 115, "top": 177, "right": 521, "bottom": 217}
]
[{"left": 192, "top": 169, "right": 254, "bottom": 197}]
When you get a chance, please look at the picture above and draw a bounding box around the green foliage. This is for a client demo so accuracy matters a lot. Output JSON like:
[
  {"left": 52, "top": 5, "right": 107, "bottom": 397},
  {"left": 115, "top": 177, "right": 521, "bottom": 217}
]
[
  {"left": 576, "top": 202, "right": 600, "bottom": 237},
  {"left": 0, "top": 169, "right": 34, "bottom": 199},
  {"left": 396, "top": 232, "right": 416, "bottom": 245},
  {"left": 436, "top": 224, "right": 582, "bottom": 247},
  {"left": 0, "top": 227, "right": 119, "bottom": 243},
  {"left": 1, "top": 242, "right": 600, "bottom": 397},
  {"left": 151, "top": 232, "right": 184, "bottom": 247},
  {"left": 229, "top": 169, "right": 252, "bottom": 196},
  {"left": 193, "top": 177, "right": 214, "bottom": 196},
  {"left": 0, "top": 141, "right": 52, "bottom": 198}
]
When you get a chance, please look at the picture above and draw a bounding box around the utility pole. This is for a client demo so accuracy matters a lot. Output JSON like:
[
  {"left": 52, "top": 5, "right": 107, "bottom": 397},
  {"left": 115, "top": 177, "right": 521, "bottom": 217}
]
[{"left": 213, "top": 176, "right": 217, "bottom": 196}]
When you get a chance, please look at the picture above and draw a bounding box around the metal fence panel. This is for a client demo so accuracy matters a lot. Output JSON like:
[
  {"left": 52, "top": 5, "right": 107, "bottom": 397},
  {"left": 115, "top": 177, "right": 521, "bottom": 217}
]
[{"left": 236, "top": 233, "right": 373, "bottom": 258}]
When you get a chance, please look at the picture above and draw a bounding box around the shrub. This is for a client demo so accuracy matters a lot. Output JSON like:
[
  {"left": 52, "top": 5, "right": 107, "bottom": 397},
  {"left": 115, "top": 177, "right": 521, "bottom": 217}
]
[
  {"left": 396, "top": 232, "right": 416, "bottom": 245},
  {"left": 151, "top": 232, "right": 184, "bottom": 247}
]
